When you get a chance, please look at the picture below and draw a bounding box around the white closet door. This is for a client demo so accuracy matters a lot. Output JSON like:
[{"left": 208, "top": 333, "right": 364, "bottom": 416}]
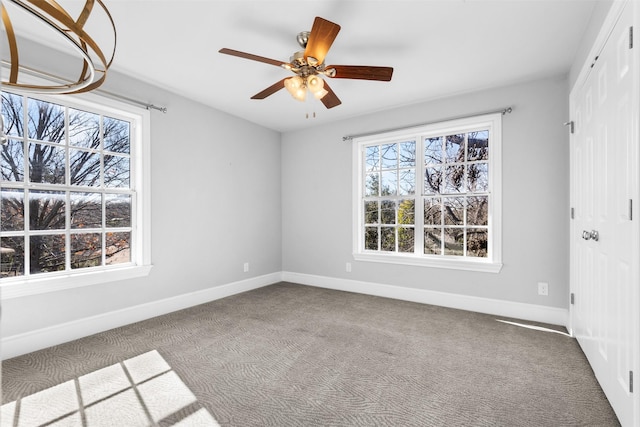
[{"left": 570, "top": 2, "right": 638, "bottom": 426}]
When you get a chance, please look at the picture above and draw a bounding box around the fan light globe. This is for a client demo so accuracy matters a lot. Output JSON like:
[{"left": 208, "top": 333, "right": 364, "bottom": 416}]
[
  {"left": 285, "top": 76, "right": 307, "bottom": 101},
  {"left": 294, "top": 87, "right": 307, "bottom": 101},
  {"left": 307, "top": 75, "right": 324, "bottom": 93}
]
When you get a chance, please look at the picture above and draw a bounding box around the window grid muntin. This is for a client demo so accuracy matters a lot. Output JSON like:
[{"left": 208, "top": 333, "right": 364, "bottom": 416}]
[
  {"left": 1, "top": 90, "right": 135, "bottom": 278},
  {"left": 358, "top": 120, "right": 494, "bottom": 261}
]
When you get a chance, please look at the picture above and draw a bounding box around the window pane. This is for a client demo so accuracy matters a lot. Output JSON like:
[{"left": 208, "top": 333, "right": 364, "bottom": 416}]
[
  {"left": 381, "top": 200, "right": 396, "bottom": 224},
  {"left": 443, "top": 228, "right": 464, "bottom": 256},
  {"left": 106, "top": 194, "right": 131, "bottom": 227},
  {"left": 398, "top": 199, "right": 415, "bottom": 225},
  {"left": 365, "top": 173, "right": 379, "bottom": 196},
  {"left": 70, "top": 149, "right": 101, "bottom": 187},
  {"left": 30, "top": 190, "right": 66, "bottom": 230},
  {"left": 1, "top": 139, "right": 25, "bottom": 182},
  {"left": 467, "top": 196, "right": 488, "bottom": 226},
  {"left": 365, "top": 146, "right": 379, "bottom": 171},
  {"left": 445, "top": 134, "right": 464, "bottom": 163},
  {"left": 30, "top": 234, "right": 65, "bottom": 274},
  {"left": 467, "top": 163, "right": 489, "bottom": 192},
  {"left": 27, "top": 98, "right": 65, "bottom": 143},
  {"left": 71, "top": 233, "right": 102, "bottom": 269},
  {"left": 29, "top": 143, "right": 66, "bottom": 184},
  {"left": 1, "top": 188, "right": 24, "bottom": 231},
  {"left": 104, "top": 116, "right": 130, "bottom": 154},
  {"left": 424, "top": 166, "right": 442, "bottom": 195},
  {"left": 381, "top": 170, "right": 397, "bottom": 196},
  {"left": 364, "top": 172, "right": 380, "bottom": 197},
  {"left": 467, "top": 228, "right": 488, "bottom": 258},
  {"left": 424, "top": 137, "right": 442, "bottom": 164},
  {"left": 104, "top": 155, "right": 130, "bottom": 188},
  {"left": 364, "top": 201, "right": 379, "bottom": 224},
  {"left": 444, "top": 165, "right": 464, "bottom": 193},
  {"left": 467, "top": 130, "right": 489, "bottom": 161},
  {"left": 381, "top": 143, "right": 397, "bottom": 169},
  {"left": 424, "top": 228, "right": 441, "bottom": 255},
  {"left": 68, "top": 108, "right": 100, "bottom": 148},
  {"left": 365, "top": 227, "right": 378, "bottom": 250},
  {"left": 2, "top": 92, "right": 24, "bottom": 137},
  {"left": 381, "top": 227, "right": 395, "bottom": 251},
  {"left": 106, "top": 232, "right": 131, "bottom": 265},
  {"left": 398, "top": 169, "right": 415, "bottom": 195},
  {"left": 398, "top": 227, "right": 414, "bottom": 253},
  {"left": 399, "top": 141, "right": 416, "bottom": 167},
  {"left": 71, "top": 192, "right": 102, "bottom": 229},
  {"left": 424, "top": 198, "right": 442, "bottom": 225},
  {"left": 1, "top": 236, "right": 24, "bottom": 277},
  {"left": 443, "top": 197, "right": 464, "bottom": 225}
]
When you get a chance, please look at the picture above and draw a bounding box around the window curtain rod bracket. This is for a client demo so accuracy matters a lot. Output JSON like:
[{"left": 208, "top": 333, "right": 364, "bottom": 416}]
[{"left": 342, "top": 106, "right": 512, "bottom": 141}]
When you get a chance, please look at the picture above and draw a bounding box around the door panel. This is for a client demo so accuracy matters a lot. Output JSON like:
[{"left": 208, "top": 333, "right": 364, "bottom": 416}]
[{"left": 570, "top": 2, "right": 638, "bottom": 426}]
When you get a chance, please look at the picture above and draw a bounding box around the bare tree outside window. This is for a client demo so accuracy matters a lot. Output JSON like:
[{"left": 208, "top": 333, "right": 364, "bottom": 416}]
[
  {"left": 1, "top": 92, "right": 134, "bottom": 277},
  {"left": 360, "top": 128, "right": 490, "bottom": 259}
]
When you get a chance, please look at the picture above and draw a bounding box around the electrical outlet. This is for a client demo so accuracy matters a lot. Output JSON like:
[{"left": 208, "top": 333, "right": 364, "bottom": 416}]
[
  {"left": 346, "top": 262, "right": 352, "bottom": 273},
  {"left": 243, "top": 262, "right": 249, "bottom": 273},
  {"left": 538, "top": 282, "right": 548, "bottom": 296}
]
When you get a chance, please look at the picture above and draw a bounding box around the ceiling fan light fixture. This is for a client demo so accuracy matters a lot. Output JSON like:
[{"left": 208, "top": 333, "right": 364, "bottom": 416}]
[
  {"left": 307, "top": 75, "right": 324, "bottom": 92},
  {"left": 285, "top": 76, "right": 307, "bottom": 101},
  {"left": 307, "top": 75, "right": 327, "bottom": 99},
  {"left": 293, "top": 86, "right": 307, "bottom": 102}
]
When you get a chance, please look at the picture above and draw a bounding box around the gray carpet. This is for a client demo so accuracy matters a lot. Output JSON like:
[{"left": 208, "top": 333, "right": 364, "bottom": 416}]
[{"left": 2, "top": 282, "right": 620, "bottom": 426}]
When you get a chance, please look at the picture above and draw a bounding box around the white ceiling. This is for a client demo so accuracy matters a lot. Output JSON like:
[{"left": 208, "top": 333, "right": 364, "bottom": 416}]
[{"left": 6, "top": 0, "right": 598, "bottom": 132}]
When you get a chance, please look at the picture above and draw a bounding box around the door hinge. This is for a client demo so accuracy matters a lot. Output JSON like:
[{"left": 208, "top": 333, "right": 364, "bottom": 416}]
[
  {"left": 630, "top": 199, "right": 633, "bottom": 220},
  {"left": 570, "top": 293, "right": 575, "bottom": 305},
  {"left": 571, "top": 207, "right": 575, "bottom": 219},
  {"left": 564, "top": 121, "right": 574, "bottom": 134},
  {"left": 630, "top": 371, "right": 634, "bottom": 393},
  {"left": 630, "top": 26, "right": 634, "bottom": 49}
]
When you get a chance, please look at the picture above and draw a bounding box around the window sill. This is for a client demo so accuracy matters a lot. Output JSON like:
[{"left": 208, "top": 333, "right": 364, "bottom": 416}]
[
  {"left": 353, "top": 252, "right": 503, "bottom": 273},
  {"left": 0, "top": 264, "right": 153, "bottom": 300}
]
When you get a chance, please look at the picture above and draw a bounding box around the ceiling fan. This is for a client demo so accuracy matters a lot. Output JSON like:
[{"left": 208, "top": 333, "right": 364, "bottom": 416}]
[{"left": 219, "top": 16, "right": 394, "bottom": 109}]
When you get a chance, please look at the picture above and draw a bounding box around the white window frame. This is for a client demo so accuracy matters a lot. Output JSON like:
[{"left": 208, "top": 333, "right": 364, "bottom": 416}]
[
  {"left": 0, "top": 89, "right": 152, "bottom": 299},
  {"left": 352, "top": 113, "right": 503, "bottom": 273}
]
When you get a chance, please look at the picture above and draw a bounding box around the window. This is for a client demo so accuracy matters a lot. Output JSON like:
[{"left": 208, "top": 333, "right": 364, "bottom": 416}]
[
  {"left": 352, "top": 113, "right": 502, "bottom": 272},
  {"left": 0, "top": 90, "right": 151, "bottom": 296}
]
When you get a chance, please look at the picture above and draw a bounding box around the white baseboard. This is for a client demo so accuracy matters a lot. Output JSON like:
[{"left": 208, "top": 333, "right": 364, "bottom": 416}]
[
  {"left": 1, "top": 272, "right": 282, "bottom": 360},
  {"left": 282, "top": 271, "right": 569, "bottom": 328}
]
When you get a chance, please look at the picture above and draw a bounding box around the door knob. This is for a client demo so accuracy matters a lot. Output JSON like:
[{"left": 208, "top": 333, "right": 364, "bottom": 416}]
[
  {"left": 590, "top": 230, "right": 599, "bottom": 241},
  {"left": 582, "top": 230, "right": 591, "bottom": 240}
]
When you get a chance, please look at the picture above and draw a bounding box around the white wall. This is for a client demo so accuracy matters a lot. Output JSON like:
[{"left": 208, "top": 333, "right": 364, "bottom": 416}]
[
  {"left": 282, "top": 75, "right": 570, "bottom": 310},
  {"left": 1, "top": 69, "right": 283, "bottom": 338}
]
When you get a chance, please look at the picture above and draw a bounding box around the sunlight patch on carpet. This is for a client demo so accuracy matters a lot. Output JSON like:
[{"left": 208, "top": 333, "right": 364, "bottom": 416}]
[
  {"left": 1, "top": 350, "right": 220, "bottom": 427},
  {"left": 496, "top": 319, "right": 572, "bottom": 337}
]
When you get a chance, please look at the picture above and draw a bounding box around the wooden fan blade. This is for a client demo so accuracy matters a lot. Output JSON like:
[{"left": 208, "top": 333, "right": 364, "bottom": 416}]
[
  {"left": 251, "top": 79, "right": 287, "bottom": 99},
  {"left": 327, "top": 65, "right": 394, "bottom": 81},
  {"left": 320, "top": 80, "right": 341, "bottom": 109},
  {"left": 304, "top": 17, "right": 341, "bottom": 65},
  {"left": 219, "top": 48, "right": 288, "bottom": 67}
]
